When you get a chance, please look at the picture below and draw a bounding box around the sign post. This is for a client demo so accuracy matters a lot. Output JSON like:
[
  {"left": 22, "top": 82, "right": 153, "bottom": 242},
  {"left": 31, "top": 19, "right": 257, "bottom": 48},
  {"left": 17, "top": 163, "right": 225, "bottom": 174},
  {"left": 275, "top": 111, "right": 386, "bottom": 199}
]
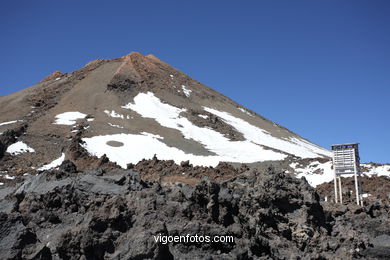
[{"left": 331, "top": 143, "right": 362, "bottom": 206}]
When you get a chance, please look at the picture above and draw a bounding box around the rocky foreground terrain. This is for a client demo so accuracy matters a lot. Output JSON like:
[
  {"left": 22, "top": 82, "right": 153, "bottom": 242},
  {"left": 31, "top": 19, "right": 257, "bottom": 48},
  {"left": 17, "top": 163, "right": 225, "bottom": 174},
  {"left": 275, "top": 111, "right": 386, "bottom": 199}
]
[{"left": 0, "top": 158, "right": 389, "bottom": 259}]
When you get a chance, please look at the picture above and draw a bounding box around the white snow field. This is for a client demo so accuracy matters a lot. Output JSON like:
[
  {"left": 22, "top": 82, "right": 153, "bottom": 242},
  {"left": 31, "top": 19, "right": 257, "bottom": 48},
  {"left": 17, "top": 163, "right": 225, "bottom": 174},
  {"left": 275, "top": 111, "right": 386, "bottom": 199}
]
[
  {"left": 361, "top": 163, "right": 390, "bottom": 177},
  {"left": 82, "top": 92, "right": 336, "bottom": 168},
  {"left": 82, "top": 133, "right": 226, "bottom": 168},
  {"left": 38, "top": 153, "right": 65, "bottom": 171},
  {"left": 290, "top": 161, "right": 390, "bottom": 187},
  {"left": 203, "top": 107, "right": 332, "bottom": 158},
  {"left": 290, "top": 161, "right": 334, "bottom": 187},
  {"left": 6, "top": 141, "right": 35, "bottom": 155},
  {"left": 54, "top": 112, "right": 87, "bottom": 125},
  {"left": 83, "top": 92, "right": 289, "bottom": 167}
]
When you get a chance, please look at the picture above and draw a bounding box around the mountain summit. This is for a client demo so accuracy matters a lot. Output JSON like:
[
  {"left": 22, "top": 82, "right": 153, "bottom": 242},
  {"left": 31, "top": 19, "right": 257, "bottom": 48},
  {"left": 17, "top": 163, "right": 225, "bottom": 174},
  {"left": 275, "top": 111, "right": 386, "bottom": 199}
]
[{"left": 0, "top": 52, "right": 331, "bottom": 173}]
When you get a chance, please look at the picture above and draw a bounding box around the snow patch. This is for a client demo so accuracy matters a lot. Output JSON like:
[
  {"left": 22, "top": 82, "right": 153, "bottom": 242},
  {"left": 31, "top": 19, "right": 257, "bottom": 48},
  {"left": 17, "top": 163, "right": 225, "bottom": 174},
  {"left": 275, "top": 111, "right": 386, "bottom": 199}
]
[
  {"left": 6, "top": 141, "right": 35, "bottom": 155},
  {"left": 238, "top": 107, "right": 252, "bottom": 116},
  {"left": 291, "top": 161, "right": 390, "bottom": 187},
  {"left": 140, "top": 132, "right": 164, "bottom": 139},
  {"left": 54, "top": 112, "right": 87, "bottom": 125},
  {"left": 198, "top": 114, "right": 209, "bottom": 119},
  {"left": 104, "top": 110, "right": 125, "bottom": 119},
  {"left": 38, "top": 153, "right": 65, "bottom": 171},
  {"left": 0, "top": 120, "right": 19, "bottom": 126},
  {"left": 290, "top": 162, "right": 299, "bottom": 169},
  {"left": 181, "top": 85, "right": 192, "bottom": 97},
  {"left": 118, "top": 92, "right": 286, "bottom": 166},
  {"left": 361, "top": 163, "right": 390, "bottom": 177},
  {"left": 291, "top": 161, "right": 334, "bottom": 187},
  {"left": 108, "top": 123, "right": 124, "bottom": 129},
  {"left": 5, "top": 174, "right": 15, "bottom": 180},
  {"left": 289, "top": 137, "right": 333, "bottom": 157},
  {"left": 204, "top": 107, "right": 332, "bottom": 158},
  {"left": 83, "top": 133, "right": 224, "bottom": 168}
]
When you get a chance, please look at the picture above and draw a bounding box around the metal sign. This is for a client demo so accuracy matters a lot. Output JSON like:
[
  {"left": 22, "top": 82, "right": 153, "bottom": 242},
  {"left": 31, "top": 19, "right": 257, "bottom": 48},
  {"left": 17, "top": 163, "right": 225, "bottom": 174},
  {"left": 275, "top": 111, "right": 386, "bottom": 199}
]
[{"left": 331, "top": 143, "right": 362, "bottom": 206}]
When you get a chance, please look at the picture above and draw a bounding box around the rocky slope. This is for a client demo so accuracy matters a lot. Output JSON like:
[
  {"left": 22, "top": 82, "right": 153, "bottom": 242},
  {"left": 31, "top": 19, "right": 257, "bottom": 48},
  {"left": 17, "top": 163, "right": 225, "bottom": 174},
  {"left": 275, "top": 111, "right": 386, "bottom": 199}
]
[
  {"left": 1, "top": 160, "right": 389, "bottom": 259},
  {"left": 0, "top": 52, "right": 331, "bottom": 180}
]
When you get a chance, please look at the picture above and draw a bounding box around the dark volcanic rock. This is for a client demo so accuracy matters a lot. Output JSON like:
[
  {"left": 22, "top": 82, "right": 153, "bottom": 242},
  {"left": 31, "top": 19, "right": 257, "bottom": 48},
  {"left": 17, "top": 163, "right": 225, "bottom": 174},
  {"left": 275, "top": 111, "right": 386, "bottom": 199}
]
[
  {"left": 182, "top": 108, "right": 246, "bottom": 141},
  {"left": 317, "top": 175, "right": 390, "bottom": 202},
  {"left": 65, "top": 135, "right": 120, "bottom": 171},
  {"left": 0, "top": 124, "right": 28, "bottom": 161},
  {"left": 0, "top": 142, "right": 5, "bottom": 160},
  {"left": 180, "top": 160, "right": 190, "bottom": 167},
  {"left": 0, "top": 163, "right": 386, "bottom": 259},
  {"left": 58, "top": 160, "right": 78, "bottom": 173},
  {"left": 135, "top": 158, "right": 246, "bottom": 183},
  {"left": 0, "top": 125, "right": 28, "bottom": 144}
]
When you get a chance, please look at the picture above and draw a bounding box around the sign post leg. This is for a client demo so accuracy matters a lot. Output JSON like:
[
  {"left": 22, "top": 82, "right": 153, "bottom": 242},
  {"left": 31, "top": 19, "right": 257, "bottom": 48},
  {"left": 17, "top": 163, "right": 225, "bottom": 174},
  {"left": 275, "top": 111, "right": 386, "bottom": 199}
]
[
  {"left": 334, "top": 175, "right": 338, "bottom": 203},
  {"left": 338, "top": 177, "right": 343, "bottom": 204}
]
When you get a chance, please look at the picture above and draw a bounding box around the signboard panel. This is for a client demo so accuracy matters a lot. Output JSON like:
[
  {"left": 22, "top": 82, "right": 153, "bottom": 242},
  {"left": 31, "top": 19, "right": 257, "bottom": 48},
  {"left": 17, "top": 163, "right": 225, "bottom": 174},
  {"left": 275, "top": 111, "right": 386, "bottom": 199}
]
[{"left": 331, "top": 143, "right": 362, "bottom": 205}]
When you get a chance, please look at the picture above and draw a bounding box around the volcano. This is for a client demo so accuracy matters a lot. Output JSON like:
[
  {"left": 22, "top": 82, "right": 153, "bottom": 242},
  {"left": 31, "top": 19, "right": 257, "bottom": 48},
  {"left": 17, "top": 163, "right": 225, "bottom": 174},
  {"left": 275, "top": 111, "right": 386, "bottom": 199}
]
[
  {"left": 1, "top": 52, "right": 390, "bottom": 260},
  {"left": 0, "top": 52, "right": 331, "bottom": 173}
]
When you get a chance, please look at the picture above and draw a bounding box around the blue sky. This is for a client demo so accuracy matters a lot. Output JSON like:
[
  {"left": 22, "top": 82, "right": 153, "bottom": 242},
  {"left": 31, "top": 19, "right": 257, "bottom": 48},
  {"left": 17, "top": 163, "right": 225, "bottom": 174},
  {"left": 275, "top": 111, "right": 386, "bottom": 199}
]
[{"left": 0, "top": 1, "right": 389, "bottom": 163}]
